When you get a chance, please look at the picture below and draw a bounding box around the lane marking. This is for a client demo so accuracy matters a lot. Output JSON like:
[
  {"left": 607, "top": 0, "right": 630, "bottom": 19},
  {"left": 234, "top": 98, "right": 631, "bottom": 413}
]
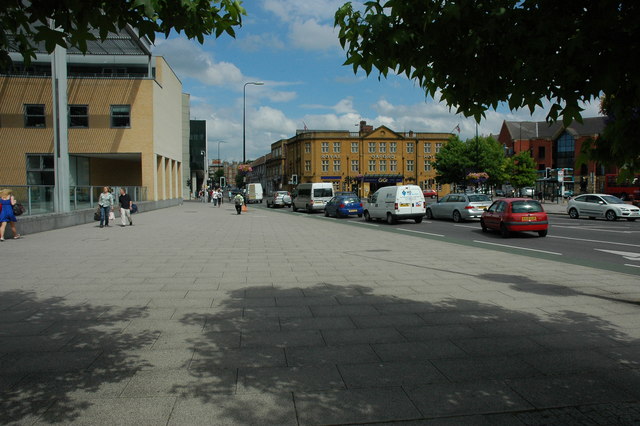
[
  {"left": 454, "top": 224, "right": 480, "bottom": 229},
  {"left": 549, "top": 235, "right": 640, "bottom": 248},
  {"left": 624, "top": 264, "right": 640, "bottom": 269},
  {"left": 398, "top": 229, "right": 445, "bottom": 237},
  {"left": 473, "top": 240, "right": 562, "bottom": 256},
  {"left": 594, "top": 249, "right": 640, "bottom": 261},
  {"left": 353, "top": 222, "right": 379, "bottom": 227},
  {"left": 551, "top": 225, "right": 634, "bottom": 234}
]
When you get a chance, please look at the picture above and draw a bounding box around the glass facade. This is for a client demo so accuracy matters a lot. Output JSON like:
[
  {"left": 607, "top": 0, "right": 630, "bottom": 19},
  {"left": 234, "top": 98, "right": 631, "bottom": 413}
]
[{"left": 555, "top": 131, "right": 575, "bottom": 169}]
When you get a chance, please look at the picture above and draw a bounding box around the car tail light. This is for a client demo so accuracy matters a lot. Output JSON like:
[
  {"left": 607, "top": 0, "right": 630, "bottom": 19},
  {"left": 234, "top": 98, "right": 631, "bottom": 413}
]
[
  {"left": 394, "top": 203, "right": 398, "bottom": 210},
  {"left": 359, "top": 203, "right": 363, "bottom": 207},
  {"left": 339, "top": 203, "right": 345, "bottom": 208},
  {"left": 310, "top": 200, "right": 314, "bottom": 205},
  {"left": 465, "top": 205, "right": 474, "bottom": 209}
]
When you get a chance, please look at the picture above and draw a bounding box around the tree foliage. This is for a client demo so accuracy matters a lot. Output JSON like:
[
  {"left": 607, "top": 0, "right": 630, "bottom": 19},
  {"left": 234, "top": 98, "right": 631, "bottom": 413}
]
[
  {"left": 334, "top": 1, "right": 640, "bottom": 170},
  {"left": 433, "top": 135, "right": 505, "bottom": 186},
  {"left": 1, "top": 0, "right": 246, "bottom": 68},
  {"left": 504, "top": 151, "right": 538, "bottom": 190}
]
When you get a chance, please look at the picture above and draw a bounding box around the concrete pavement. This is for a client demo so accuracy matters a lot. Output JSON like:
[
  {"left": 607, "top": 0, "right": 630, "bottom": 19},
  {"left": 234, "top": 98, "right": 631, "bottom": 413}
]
[{"left": 1, "top": 201, "right": 639, "bottom": 425}]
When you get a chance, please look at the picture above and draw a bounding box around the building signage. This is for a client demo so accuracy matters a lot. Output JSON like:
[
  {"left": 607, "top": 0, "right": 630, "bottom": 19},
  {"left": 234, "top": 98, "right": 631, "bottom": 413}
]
[
  {"left": 369, "top": 154, "right": 396, "bottom": 159},
  {"left": 363, "top": 175, "right": 403, "bottom": 183},
  {"left": 320, "top": 154, "right": 341, "bottom": 159},
  {"left": 321, "top": 176, "right": 341, "bottom": 180}
]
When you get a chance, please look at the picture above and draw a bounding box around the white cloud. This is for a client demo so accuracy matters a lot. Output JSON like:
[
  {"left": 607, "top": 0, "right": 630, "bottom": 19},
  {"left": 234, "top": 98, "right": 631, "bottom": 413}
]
[
  {"left": 236, "top": 33, "right": 286, "bottom": 51},
  {"left": 262, "top": 0, "right": 344, "bottom": 22},
  {"left": 289, "top": 19, "right": 340, "bottom": 51}
]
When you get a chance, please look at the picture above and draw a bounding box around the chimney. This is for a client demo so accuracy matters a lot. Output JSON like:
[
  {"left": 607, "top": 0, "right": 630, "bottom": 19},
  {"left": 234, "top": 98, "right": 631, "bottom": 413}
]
[{"left": 359, "top": 120, "right": 373, "bottom": 133}]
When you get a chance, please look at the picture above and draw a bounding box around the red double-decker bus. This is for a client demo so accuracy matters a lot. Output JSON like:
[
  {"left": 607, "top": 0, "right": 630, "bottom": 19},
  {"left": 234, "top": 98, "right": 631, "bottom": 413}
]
[{"left": 604, "top": 174, "right": 640, "bottom": 201}]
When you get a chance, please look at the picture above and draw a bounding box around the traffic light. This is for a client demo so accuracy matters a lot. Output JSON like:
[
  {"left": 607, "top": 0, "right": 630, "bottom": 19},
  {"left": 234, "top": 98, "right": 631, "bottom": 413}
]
[
  {"left": 220, "top": 176, "right": 226, "bottom": 187},
  {"left": 545, "top": 167, "right": 552, "bottom": 179},
  {"left": 291, "top": 174, "right": 298, "bottom": 185}
]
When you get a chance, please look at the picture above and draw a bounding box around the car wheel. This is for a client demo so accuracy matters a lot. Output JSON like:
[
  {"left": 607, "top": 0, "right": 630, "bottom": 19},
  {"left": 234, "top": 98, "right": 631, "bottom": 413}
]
[
  {"left": 306, "top": 205, "right": 312, "bottom": 213},
  {"left": 538, "top": 230, "right": 548, "bottom": 237},
  {"left": 414, "top": 216, "right": 423, "bottom": 224},
  {"left": 480, "top": 219, "right": 487, "bottom": 232},
  {"left": 292, "top": 203, "right": 297, "bottom": 212},
  {"left": 569, "top": 208, "right": 579, "bottom": 219},
  {"left": 627, "top": 218, "right": 637, "bottom": 222},
  {"left": 357, "top": 213, "right": 363, "bottom": 218},
  {"left": 324, "top": 210, "right": 329, "bottom": 217},
  {"left": 500, "top": 223, "right": 510, "bottom": 238},
  {"left": 452, "top": 210, "right": 462, "bottom": 223},
  {"left": 605, "top": 210, "right": 617, "bottom": 221},
  {"left": 386, "top": 213, "right": 396, "bottom": 225},
  {"left": 364, "top": 211, "right": 372, "bottom": 222},
  {"left": 425, "top": 209, "right": 433, "bottom": 219}
]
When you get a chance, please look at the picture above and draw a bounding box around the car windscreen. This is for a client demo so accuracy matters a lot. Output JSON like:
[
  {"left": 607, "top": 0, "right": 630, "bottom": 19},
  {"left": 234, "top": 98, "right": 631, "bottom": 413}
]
[
  {"left": 468, "top": 195, "right": 491, "bottom": 202},
  {"left": 601, "top": 195, "right": 625, "bottom": 204},
  {"left": 314, "top": 188, "right": 333, "bottom": 197},
  {"left": 511, "top": 201, "right": 544, "bottom": 213}
]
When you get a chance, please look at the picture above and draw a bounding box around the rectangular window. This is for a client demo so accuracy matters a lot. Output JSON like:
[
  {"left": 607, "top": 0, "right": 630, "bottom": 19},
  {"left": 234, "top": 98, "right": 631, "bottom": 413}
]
[
  {"left": 538, "top": 146, "right": 545, "bottom": 159},
  {"left": 368, "top": 160, "right": 376, "bottom": 172},
  {"left": 321, "top": 142, "right": 329, "bottom": 153},
  {"left": 379, "top": 142, "right": 386, "bottom": 153},
  {"left": 351, "top": 159, "right": 359, "bottom": 172},
  {"left": 424, "top": 161, "right": 431, "bottom": 172},
  {"left": 24, "top": 104, "right": 46, "bottom": 128},
  {"left": 69, "top": 105, "right": 88, "bottom": 128},
  {"left": 333, "top": 142, "right": 341, "bottom": 153},
  {"left": 390, "top": 160, "right": 397, "bottom": 172},
  {"left": 407, "top": 160, "right": 414, "bottom": 171},
  {"left": 424, "top": 143, "right": 431, "bottom": 154},
  {"left": 333, "top": 159, "right": 341, "bottom": 172},
  {"left": 110, "top": 105, "right": 130, "bottom": 128},
  {"left": 390, "top": 142, "right": 397, "bottom": 153},
  {"left": 407, "top": 142, "right": 414, "bottom": 153},
  {"left": 379, "top": 160, "right": 387, "bottom": 172},
  {"left": 305, "top": 142, "right": 311, "bottom": 153},
  {"left": 435, "top": 143, "right": 443, "bottom": 153},
  {"left": 305, "top": 160, "right": 311, "bottom": 172},
  {"left": 368, "top": 142, "right": 376, "bottom": 153},
  {"left": 321, "top": 160, "right": 329, "bottom": 172},
  {"left": 351, "top": 142, "right": 359, "bottom": 153},
  {"left": 26, "top": 154, "right": 55, "bottom": 184}
]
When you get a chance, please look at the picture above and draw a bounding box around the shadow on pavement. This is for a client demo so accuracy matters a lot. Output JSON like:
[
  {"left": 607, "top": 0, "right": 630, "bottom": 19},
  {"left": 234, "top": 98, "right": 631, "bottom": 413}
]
[{"left": 0, "top": 290, "right": 156, "bottom": 424}]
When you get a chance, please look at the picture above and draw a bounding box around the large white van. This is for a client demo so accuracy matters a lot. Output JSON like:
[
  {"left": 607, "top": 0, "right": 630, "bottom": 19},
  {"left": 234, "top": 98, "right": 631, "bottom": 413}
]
[
  {"left": 247, "top": 183, "right": 263, "bottom": 203},
  {"left": 291, "top": 182, "right": 334, "bottom": 212},
  {"left": 364, "top": 185, "right": 426, "bottom": 224}
]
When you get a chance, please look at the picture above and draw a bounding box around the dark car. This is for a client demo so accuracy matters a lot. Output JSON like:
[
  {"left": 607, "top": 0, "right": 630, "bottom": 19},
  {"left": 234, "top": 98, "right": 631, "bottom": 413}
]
[
  {"left": 481, "top": 198, "right": 548, "bottom": 237},
  {"left": 324, "top": 195, "right": 364, "bottom": 218}
]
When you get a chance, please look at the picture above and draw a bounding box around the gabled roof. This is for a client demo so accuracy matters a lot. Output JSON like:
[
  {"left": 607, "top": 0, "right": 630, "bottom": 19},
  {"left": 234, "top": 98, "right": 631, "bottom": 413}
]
[
  {"left": 362, "top": 125, "right": 403, "bottom": 139},
  {"left": 504, "top": 117, "right": 605, "bottom": 140}
]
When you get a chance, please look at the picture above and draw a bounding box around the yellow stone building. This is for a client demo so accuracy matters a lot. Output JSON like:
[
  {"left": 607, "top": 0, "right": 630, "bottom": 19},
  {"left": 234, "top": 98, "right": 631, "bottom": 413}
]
[
  {"left": 282, "top": 122, "right": 452, "bottom": 198},
  {"left": 0, "top": 52, "right": 185, "bottom": 202}
]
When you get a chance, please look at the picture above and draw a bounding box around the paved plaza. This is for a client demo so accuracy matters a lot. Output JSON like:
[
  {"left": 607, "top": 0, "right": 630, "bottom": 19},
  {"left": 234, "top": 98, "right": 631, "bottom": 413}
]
[{"left": 1, "top": 201, "right": 640, "bottom": 425}]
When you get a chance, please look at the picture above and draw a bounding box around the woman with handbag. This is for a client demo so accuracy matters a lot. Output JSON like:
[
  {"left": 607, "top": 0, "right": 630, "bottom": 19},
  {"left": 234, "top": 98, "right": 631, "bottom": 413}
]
[
  {"left": 98, "top": 186, "right": 115, "bottom": 228},
  {"left": 0, "top": 188, "right": 20, "bottom": 241}
]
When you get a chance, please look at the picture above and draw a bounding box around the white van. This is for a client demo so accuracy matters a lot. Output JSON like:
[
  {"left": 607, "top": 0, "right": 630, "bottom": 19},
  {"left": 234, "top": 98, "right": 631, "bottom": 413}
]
[
  {"left": 291, "top": 182, "right": 334, "bottom": 212},
  {"left": 364, "top": 185, "right": 426, "bottom": 224},
  {"left": 247, "top": 183, "right": 263, "bottom": 204}
]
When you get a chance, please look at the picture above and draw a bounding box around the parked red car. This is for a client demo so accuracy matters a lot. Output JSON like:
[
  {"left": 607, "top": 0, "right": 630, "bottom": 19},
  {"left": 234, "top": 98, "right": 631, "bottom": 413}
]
[
  {"left": 480, "top": 198, "right": 548, "bottom": 237},
  {"left": 423, "top": 189, "right": 437, "bottom": 199}
]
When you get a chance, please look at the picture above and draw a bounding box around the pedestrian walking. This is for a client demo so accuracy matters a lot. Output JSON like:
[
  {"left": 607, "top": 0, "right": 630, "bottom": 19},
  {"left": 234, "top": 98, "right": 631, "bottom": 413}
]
[
  {"left": 213, "top": 189, "right": 218, "bottom": 206},
  {"left": 0, "top": 189, "right": 20, "bottom": 241},
  {"left": 216, "top": 189, "right": 222, "bottom": 207},
  {"left": 233, "top": 193, "right": 244, "bottom": 215},
  {"left": 118, "top": 188, "right": 133, "bottom": 227},
  {"left": 218, "top": 189, "right": 224, "bottom": 205},
  {"left": 98, "top": 186, "right": 115, "bottom": 228}
]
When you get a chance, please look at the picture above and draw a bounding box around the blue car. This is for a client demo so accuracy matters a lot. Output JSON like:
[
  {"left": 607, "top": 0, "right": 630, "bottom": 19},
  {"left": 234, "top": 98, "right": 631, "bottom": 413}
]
[{"left": 324, "top": 195, "right": 364, "bottom": 218}]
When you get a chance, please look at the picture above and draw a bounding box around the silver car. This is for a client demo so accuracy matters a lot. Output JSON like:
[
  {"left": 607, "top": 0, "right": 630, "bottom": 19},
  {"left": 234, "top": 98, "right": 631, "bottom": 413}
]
[
  {"left": 567, "top": 193, "right": 640, "bottom": 221},
  {"left": 266, "top": 191, "right": 292, "bottom": 208},
  {"left": 426, "top": 193, "right": 492, "bottom": 222}
]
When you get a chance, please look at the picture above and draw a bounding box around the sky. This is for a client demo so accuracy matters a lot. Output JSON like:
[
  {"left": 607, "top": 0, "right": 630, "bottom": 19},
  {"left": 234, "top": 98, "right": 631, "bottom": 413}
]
[{"left": 152, "top": 0, "right": 602, "bottom": 164}]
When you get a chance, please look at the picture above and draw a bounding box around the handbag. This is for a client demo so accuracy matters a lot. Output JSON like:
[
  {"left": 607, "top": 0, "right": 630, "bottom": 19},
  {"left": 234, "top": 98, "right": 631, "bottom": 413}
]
[
  {"left": 93, "top": 209, "right": 101, "bottom": 221},
  {"left": 130, "top": 203, "right": 138, "bottom": 214},
  {"left": 12, "top": 203, "right": 25, "bottom": 216},
  {"left": 108, "top": 211, "right": 115, "bottom": 220}
]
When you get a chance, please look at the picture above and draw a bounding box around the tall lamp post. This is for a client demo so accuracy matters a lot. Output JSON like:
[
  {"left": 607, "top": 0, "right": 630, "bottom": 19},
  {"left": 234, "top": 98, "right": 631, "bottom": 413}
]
[
  {"left": 201, "top": 150, "right": 208, "bottom": 189},
  {"left": 243, "top": 81, "right": 264, "bottom": 164},
  {"left": 215, "top": 140, "right": 227, "bottom": 186}
]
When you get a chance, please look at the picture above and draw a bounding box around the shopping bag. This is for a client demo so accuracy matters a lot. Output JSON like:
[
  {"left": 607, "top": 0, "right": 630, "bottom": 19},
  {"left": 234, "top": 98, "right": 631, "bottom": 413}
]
[
  {"left": 241, "top": 204, "right": 248, "bottom": 212},
  {"left": 109, "top": 211, "right": 115, "bottom": 220}
]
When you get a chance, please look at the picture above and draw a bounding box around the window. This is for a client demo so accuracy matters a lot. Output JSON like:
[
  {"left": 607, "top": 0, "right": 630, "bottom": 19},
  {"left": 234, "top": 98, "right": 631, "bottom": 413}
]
[
  {"left": 321, "top": 142, "right": 329, "bottom": 153},
  {"left": 368, "top": 142, "right": 376, "bottom": 153},
  {"left": 24, "top": 104, "right": 45, "bottom": 128},
  {"left": 390, "top": 142, "right": 397, "bottom": 153},
  {"left": 435, "top": 143, "right": 443, "bottom": 153},
  {"left": 351, "top": 159, "right": 359, "bottom": 172},
  {"left": 351, "top": 142, "right": 359, "bottom": 153},
  {"left": 110, "top": 105, "right": 130, "bottom": 128},
  {"left": 333, "top": 159, "right": 341, "bottom": 172},
  {"left": 538, "top": 146, "right": 545, "bottom": 159},
  {"left": 379, "top": 142, "right": 386, "bottom": 153},
  {"left": 555, "top": 132, "right": 575, "bottom": 169},
  {"left": 407, "top": 160, "right": 414, "bottom": 171},
  {"left": 368, "top": 160, "right": 376, "bottom": 172},
  {"left": 321, "top": 160, "right": 329, "bottom": 172},
  {"left": 26, "top": 154, "right": 54, "bottom": 184},
  {"left": 390, "top": 160, "right": 397, "bottom": 171},
  {"left": 379, "top": 160, "right": 387, "bottom": 172},
  {"left": 424, "top": 161, "right": 431, "bottom": 172},
  {"left": 333, "top": 142, "right": 341, "bottom": 153},
  {"left": 69, "top": 105, "right": 88, "bottom": 128},
  {"left": 407, "top": 142, "right": 414, "bottom": 153},
  {"left": 424, "top": 143, "right": 432, "bottom": 154},
  {"left": 305, "top": 160, "right": 311, "bottom": 172},
  {"left": 305, "top": 142, "right": 311, "bottom": 153}
]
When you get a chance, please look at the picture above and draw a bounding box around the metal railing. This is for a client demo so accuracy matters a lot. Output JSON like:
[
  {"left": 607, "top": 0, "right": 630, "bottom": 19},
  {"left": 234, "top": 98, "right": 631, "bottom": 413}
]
[{"left": 0, "top": 185, "right": 147, "bottom": 216}]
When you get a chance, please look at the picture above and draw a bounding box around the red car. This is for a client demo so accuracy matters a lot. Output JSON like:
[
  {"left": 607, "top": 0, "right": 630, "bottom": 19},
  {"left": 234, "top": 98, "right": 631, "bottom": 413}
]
[
  {"left": 480, "top": 198, "right": 548, "bottom": 237},
  {"left": 423, "top": 189, "right": 437, "bottom": 198}
]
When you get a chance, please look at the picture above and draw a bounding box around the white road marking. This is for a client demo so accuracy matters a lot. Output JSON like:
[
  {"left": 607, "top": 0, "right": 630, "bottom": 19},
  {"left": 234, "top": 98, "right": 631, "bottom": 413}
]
[
  {"left": 550, "top": 235, "right": 640, "bottom": 248},
  {"left": 353, "top": 222, "right": 379, "bottom": 227},
  {"left": 551, "top": 225, "right": 634, "bottom": 234},
  {"left": 594, "top": 249, "right": 640, "bottom": 261},
  {"left": 398, "top": 229, "right": 445, "bottom": 237},
  {"left": 454, "top": 224, "right": 480, "bottom": 229},
  {"left": 473, "top": 240, "right": 562, "bottom": 256},
  {"left": 624, "top": 264, "right": 640, "bottom": 268}
]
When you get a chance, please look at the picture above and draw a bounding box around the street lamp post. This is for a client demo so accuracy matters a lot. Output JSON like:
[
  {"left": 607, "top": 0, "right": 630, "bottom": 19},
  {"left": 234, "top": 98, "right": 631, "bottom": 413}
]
[
  {"left": 215, "top": 140, "right": 227, "bottom": 187},
  {"left": 243, "top": 81, "right": 264, "bottom": 164},
  {"left": 201, "top": 150, "right": 207, "bottom": 189}
]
